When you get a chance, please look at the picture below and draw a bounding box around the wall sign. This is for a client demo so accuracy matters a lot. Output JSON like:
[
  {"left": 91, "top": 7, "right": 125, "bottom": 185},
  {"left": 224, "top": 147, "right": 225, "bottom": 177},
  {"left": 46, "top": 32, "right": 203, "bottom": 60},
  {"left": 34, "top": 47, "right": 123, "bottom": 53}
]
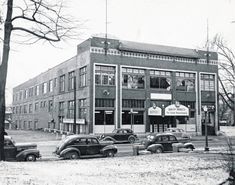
[
  {"left": 165, "top": 104, "right": 189, "bottom": 116},
  {"left": 148, "top": 106, "right": 162, "bottom": 116},
  {"left": 63, "top": 118, "right": 85, "bottom": 124}
]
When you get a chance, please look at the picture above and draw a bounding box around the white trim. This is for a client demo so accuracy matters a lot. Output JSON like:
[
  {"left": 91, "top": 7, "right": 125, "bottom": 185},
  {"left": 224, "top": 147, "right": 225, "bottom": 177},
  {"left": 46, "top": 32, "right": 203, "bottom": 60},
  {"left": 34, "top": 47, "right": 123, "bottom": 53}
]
[
  {"left": 90, "top": 46, "right": 218, "bottom": 66},
  {"left": 93, "top": 63, "right": 118, "bottom": 133}
]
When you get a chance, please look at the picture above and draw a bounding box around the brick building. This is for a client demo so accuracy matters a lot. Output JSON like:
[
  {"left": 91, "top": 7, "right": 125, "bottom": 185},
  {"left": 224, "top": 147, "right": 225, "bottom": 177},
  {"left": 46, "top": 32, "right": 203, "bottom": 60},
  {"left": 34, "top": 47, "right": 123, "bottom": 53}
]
[{"left": 12, "top": 36, "right": 218, "bottom": 135}]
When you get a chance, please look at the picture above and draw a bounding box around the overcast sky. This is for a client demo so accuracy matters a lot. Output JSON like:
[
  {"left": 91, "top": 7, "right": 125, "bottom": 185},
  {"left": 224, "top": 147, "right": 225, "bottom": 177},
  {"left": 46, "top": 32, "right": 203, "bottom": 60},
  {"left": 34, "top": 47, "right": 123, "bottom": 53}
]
[{"left": 2, "top": 0, "right": 235, "bottom": 105}]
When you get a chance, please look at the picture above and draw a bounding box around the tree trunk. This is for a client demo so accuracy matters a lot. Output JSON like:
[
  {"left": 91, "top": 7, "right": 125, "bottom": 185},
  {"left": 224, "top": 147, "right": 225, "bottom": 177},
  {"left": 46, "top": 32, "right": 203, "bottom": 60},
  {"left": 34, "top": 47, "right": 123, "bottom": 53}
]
[{"left": 0, "top": 0, "right": 13, "bottom": 161}]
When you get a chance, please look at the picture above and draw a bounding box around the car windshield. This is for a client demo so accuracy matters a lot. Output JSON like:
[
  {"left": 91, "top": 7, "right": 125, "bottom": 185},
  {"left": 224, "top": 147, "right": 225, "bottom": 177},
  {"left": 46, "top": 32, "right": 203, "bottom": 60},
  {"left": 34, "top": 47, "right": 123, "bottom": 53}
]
[{"left": 112, "top": 129, "right": 118, "bottom": 133}]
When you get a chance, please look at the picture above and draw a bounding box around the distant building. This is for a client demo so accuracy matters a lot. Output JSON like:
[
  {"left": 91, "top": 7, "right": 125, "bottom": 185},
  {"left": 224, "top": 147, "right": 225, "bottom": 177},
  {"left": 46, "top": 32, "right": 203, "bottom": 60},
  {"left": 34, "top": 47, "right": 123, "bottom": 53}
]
[
  {"left": 12, "top": 36, "right": 218, "bottom": 135},
  {"left": 5, "top": 107, "right": 12, "bottom": 129}
]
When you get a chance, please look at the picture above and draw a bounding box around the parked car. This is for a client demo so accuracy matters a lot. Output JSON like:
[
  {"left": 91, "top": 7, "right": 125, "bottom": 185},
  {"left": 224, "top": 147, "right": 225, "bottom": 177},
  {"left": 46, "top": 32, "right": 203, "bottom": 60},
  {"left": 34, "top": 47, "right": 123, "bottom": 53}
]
[
  {"left": 4, "top": 135, "right": 41, "bottom": 161},
  {"left": 99, "top": 128, "right": 138, "bottom": 143},
  {"left": 165, "top": 128, "right": 191, "bottom": 140},
  {"left": 140, "top": 133, "right": 195, "bottom": 153},
  {"left": 54, "top": 135, "right": 118, "bottom": 160}
]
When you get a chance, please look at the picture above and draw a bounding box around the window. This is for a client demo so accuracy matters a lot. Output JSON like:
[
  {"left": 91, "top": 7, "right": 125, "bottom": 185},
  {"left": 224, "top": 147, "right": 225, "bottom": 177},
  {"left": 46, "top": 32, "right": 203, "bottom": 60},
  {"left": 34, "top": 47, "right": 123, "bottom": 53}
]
[
  {"left": 80, "top": 66, "right": 87, "bottom": 87},
  {"left": 28, "top": 87, "right": 34, "bottom": 97},
  {"left": 67, "top": 100, "right": 74, "bottom": 118},
  {"left": 122, "top": 99, "right": 145, "bottom": 108},
  {"left": 59, "top": 102, "right": 65, "bottom": 116},
  {"left": 79, "top": 99, "right": 87, "bottom": 119},
  {"left": 95, "top": 65, "right": 115, "bottom": 86},
  {"left": 19, "top": 91, "right": 23, "bottom": 100},
  {"left": 54, "top": 78, "right": 57, "bottom": 87},
  {"left": 35, "top": 102, "right": 39, "bottom": 111},
  {"left": 29, "top": 104, "right": 33, "bottom": 113},
  {"left": 49, "top": 80, "right": 53, "bottom": 92},
  {"left": 122, "top": 111, "right": 144, "bottom": 125},
  {"left": 59, "top": 75, "right": 65, "bottom": 92},
  {"left": 150, "top": 70, "right": 171, "bottom": 90},
  {"left": 23, "top": 105, "right": 27, "bottom": 114},
  {"left": 200, "top": 74, "right": 215, "bottom": 91},
  {"left": 48, "top": 100, "right": 53, "bottom": 112},
  {"left": 95, "top": 110, "right": 114, "bottom": 125},
  {"left": 175, "top": 72, "right": 195, "bottom": 92},
  {"left": 35, "top": 85, "right": 39, "bottom": 96},
  {"left": 24, "top": 89, "right": 28, "bottom": 99},
  {"left": 68, "top": 71, "right": 75, "bottom": 90},
  {"left": 95, "top": 99, "right": 114, "bottom": 107},
  {"left": 42, "top": 82, "right": 47, "bottom": 94},
  {"left": 122, "top": 68, "right": 145, "bottom": 89}
]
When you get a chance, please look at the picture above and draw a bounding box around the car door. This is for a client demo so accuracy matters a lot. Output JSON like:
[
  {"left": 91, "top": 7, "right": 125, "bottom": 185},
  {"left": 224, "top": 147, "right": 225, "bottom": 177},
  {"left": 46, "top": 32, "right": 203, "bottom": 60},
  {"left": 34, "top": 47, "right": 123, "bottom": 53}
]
[
  {"left": 159, "top": 135, "right": 172, "bottom": 152},
  {"left": 70, "top": 138, "right": 87, "bottom": 156},
  {"left": 113, "top": 130, "right": 123, "bottom": 141},
  {"left": 86, "top": 138, "right": 102, "bottom": 155},
  {"left": 4, "top": 139, "right": 17, "bottom": 160}
]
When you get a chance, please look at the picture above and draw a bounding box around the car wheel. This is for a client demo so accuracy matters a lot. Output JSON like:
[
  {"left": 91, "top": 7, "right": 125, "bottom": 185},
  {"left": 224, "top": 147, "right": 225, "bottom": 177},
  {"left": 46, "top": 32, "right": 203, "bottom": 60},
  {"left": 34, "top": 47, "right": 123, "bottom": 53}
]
[
  {"left": 186, "top": 145, "right": 194, "bottom": 151},
  {"left": 66, "top": 151, "right": 79, "bottom": 160},
  {"left": 155, "top": 147, "right": 163, "bottom": 153},
  {"left": 128, "top": 137, "right": 135, "bottom": 144},
  {"left": 25, "top": 154, "right": 36, "bottom": 162},
  {"left": 105, "top": 150, "right": 115, "bottom": 157}
]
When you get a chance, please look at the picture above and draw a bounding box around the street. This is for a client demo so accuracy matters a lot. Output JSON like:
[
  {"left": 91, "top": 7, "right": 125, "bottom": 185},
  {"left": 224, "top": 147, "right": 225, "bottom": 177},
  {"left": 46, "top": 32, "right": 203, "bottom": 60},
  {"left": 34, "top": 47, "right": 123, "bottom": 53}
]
[{"left": 6, "top": 129, "right": 235, "bottom": 160}]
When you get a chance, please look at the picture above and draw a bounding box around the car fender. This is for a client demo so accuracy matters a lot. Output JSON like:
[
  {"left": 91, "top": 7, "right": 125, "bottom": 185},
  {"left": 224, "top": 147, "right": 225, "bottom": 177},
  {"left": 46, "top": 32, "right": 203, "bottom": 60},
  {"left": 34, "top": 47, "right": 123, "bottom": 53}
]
[
  {"left": 60, "top": 147, "right": 81, "bottom": 157},
  {"left": 183, "top": 142, "right": 195, "bottom": 149},
  {"left": 16, "top": 149, "right": 40, "bottom": 161},
  {"left": 100, "top": 145, "right": 117, "bottom": 154},
  {"left": 101, "top": 136, "right": 116, "bottom": 142},
  {"left": 147, "top": 144, "right": 164, "bottom": 153}
]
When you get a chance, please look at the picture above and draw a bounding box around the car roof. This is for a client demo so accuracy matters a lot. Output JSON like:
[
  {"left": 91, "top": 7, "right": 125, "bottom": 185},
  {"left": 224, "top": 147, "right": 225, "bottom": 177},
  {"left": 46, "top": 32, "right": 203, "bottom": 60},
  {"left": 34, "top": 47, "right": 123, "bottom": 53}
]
[{"left": 65, "top": 134, "right": 97, "bottom": 140}]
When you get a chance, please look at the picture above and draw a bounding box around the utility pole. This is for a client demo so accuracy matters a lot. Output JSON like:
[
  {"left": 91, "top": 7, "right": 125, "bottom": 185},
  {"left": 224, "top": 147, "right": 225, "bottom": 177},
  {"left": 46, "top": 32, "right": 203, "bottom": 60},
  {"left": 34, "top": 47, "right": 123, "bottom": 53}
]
[{"left": 73, "top": 76, "right": 77, "bottom": 134}]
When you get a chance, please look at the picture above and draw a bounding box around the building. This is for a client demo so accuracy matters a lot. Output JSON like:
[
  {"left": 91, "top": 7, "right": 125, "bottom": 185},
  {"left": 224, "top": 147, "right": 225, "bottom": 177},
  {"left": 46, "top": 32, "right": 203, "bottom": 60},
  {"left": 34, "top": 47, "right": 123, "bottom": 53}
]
[{"left": 12, "top": 36, "right": 218, "bottom": 135}]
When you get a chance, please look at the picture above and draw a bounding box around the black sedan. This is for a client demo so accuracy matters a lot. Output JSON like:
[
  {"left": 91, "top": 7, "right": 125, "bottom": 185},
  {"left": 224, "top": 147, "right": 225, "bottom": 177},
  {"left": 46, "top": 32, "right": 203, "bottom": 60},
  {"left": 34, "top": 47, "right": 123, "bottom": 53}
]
[
  {"left": 141, "top": 133, "right": 195, "bottom": 153},
  {"left": 99, "top": 128, "right": 138, "bottom": 143},
  {"left": 4, "top": 135, "right": 41, "bottom": 161},
  {"left": 54, "top": 135, "right": 118, "bottom": 159}
]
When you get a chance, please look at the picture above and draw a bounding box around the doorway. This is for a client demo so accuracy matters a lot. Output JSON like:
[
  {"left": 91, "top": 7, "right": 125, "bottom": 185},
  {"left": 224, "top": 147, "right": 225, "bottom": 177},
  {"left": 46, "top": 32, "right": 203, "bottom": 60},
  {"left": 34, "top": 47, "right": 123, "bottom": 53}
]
[{"left": 149, "top": 116, "right": 173, "bottom": 132}]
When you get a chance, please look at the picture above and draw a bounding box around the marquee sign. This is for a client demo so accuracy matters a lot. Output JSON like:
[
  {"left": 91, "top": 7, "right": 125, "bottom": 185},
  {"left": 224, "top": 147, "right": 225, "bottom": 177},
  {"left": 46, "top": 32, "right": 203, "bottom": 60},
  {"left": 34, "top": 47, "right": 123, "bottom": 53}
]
[
  {"left": 165, "top": 104, "right": 189, "bottom": 116},
  {"left": 148, "top": 106, "right": 162, "bottom": 116}
]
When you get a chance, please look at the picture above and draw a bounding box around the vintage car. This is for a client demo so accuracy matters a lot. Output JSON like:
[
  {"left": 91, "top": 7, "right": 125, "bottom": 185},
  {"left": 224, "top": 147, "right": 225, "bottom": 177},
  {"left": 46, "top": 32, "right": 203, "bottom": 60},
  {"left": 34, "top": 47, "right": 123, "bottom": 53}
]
[
  {"left": 54, "top": 135, "right": 118, "bottom": 159},
  {"left": 165, "top": 128, "right": 191, "bottom": 140},
  {"left": 140, "top": 133, "right": 195, "bottom": 153},
  {"left": 99, "top": 128, "right": 138, "bottom": 143},
  {"left": 4, "top": 135, "right": 41, "bottom": 161}
]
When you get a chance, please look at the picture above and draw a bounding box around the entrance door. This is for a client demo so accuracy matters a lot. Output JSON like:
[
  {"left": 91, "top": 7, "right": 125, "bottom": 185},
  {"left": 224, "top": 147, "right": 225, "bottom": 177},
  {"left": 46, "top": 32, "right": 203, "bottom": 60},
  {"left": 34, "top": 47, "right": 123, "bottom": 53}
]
[{"left": 149, "top": 116, "right": 172, "bottom": 133}]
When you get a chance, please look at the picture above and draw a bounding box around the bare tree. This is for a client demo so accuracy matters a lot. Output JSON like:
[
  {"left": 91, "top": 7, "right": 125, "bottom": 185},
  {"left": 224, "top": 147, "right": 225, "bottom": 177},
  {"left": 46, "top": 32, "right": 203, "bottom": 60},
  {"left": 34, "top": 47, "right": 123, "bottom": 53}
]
[
  {"left": 211, "top": 34, "right": 235, "bottom": 125},
  {"left": 0, "top": 0, "right": 78, "bottom": 161}
]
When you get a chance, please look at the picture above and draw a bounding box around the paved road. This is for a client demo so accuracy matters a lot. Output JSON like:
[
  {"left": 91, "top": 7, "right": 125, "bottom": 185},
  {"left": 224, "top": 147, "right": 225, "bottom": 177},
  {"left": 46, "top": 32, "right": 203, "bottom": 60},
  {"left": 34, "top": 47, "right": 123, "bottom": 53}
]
[{"left": 7, "top": 129, "right": 235, "bottom": 161}]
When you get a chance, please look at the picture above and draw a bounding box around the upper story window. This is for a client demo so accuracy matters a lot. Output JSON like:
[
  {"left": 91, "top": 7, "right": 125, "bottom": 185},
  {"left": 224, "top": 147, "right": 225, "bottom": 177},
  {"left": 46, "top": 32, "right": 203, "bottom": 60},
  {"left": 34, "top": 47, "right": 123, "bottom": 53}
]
[
  {"left": 59, "top": 75, "right": 65, "bottom": 92},
  {"left": 200, "top": 74, "right": 215, "bottom": 91},
  {"left": 24, "top": 89, "right": 28, "bottom": 99},
  {"left": 67, "top": 100, "right": 74, "bottom": 118},
  {"left": 80, "top": 66, "right": 87, "bottom": 87},
  {"left": 95, "top": 65, "right": 115, "bottom": 86},
  {"left": 35, "top": 85, "right": 39, "bottom": 96},
  {"left": 19, "top": 91, "right": 23, "bottom": 100},
  {"left": 122, "top": 68, "right": 145, "bottom": 89},
  {"left": 48, "top": 100, "right": 53, "bottom": 112},
  {"left": 35, "top": 102, "right": 39, "bottom": 111},
  {"left": 68, "top": 71, "right": 75, "bottom": 90},
  {"left": 54, "top": 78, "right": 57, "bottom": 87},
  {"left": 49, "top": 80, "right": 53, "bottom": 92},
  {"left": 42, "top": 82, "right": 47, "bottom": 94},
  {"left": 150, "top": 70, "right": 171, "bottom": 91},
  {"left": 28, "top": 87, "right": 34, "bottom": 97},
  {"left": 29, "top": 104, "right": 33, "bottom": 113},
  {"left": 59, "top": 101, "right": 65, "bottom": 116},
  {"left": 175, "top": 72, "right": 195, "bottom": 92},
  {"left": 23, "top": 105, "right": 28, "bottom": 114}
]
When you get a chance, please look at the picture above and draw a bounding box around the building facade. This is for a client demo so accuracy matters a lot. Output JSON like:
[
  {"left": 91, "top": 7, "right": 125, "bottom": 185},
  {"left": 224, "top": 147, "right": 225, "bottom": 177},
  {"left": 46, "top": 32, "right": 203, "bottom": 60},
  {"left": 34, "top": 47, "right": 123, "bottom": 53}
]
[{"left": 12, "top": 36, "right": 219, "bottom": 135}]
